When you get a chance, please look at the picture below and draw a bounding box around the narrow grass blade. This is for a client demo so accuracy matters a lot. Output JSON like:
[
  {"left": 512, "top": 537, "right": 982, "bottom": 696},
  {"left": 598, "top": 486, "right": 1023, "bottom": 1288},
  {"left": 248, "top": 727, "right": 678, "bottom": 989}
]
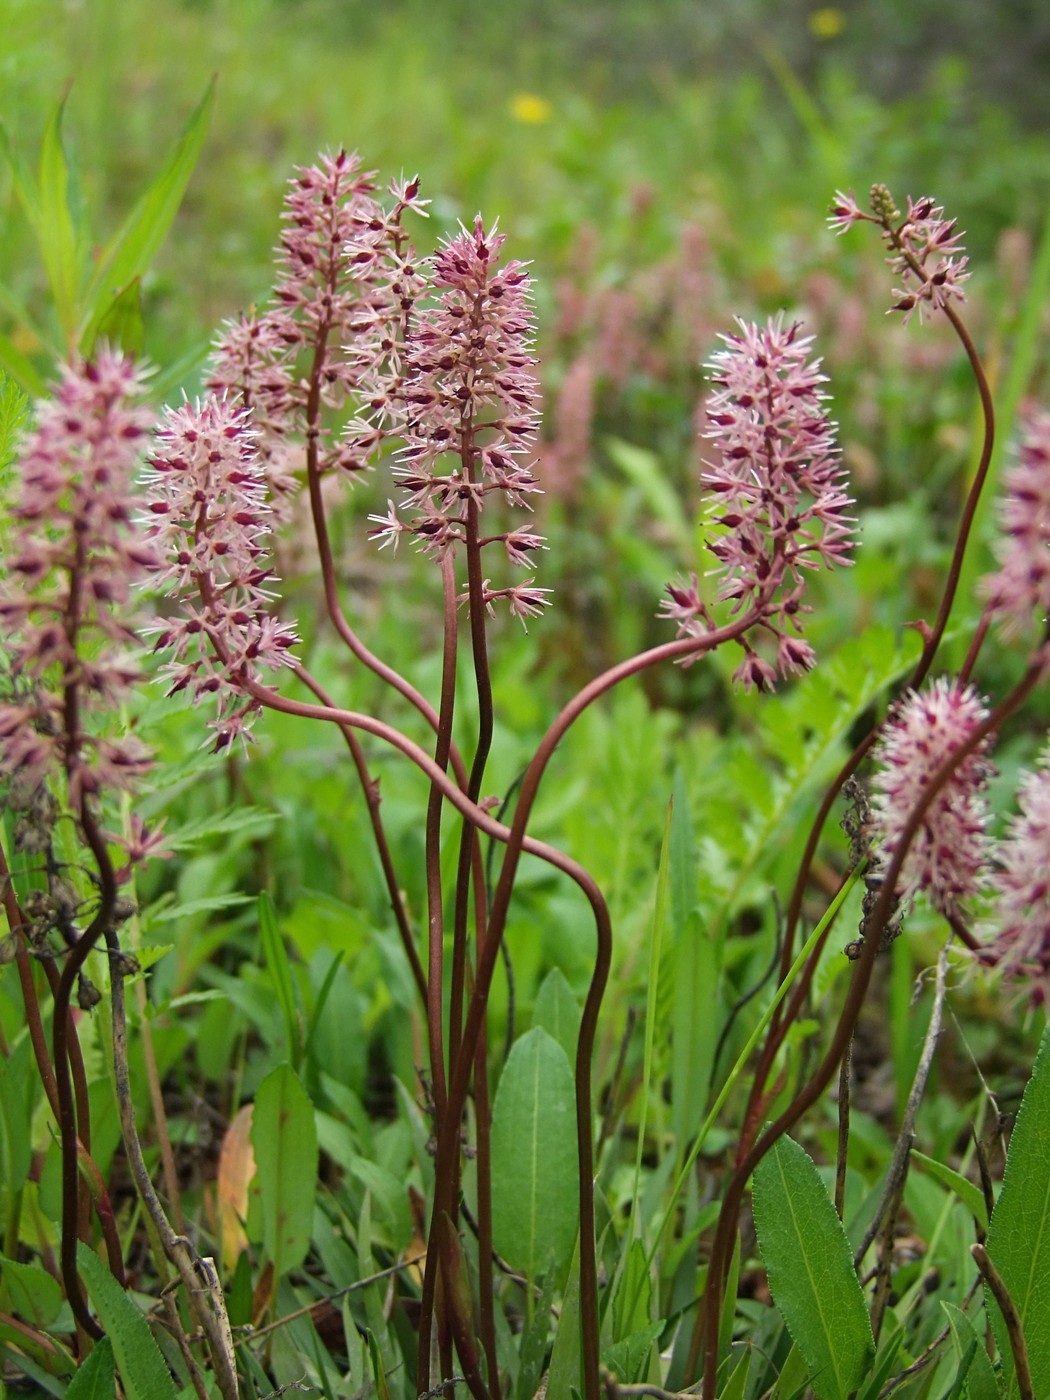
[
  {"left": 38, "top": 97, "right": 83, "bottom": 347},
  {"left": 752, "top": 1135, "right": 875, "bottom": 1399},
  {"left": 259, "top": 890, "right": 302, "bottom": 1068}
]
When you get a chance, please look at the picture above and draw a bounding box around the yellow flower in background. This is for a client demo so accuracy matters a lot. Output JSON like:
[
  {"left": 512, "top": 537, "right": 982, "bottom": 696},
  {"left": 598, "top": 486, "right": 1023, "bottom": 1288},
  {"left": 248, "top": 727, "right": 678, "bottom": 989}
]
[
  {"left": 510, "top": 92, "right": 552, "bottom": 125},
  {"left": 809, "top": 7, "right": 845, "bottom": 38}
]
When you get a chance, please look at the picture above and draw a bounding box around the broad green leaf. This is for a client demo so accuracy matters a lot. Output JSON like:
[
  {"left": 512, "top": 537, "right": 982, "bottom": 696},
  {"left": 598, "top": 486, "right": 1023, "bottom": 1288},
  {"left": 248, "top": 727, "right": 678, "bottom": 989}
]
[
  {"left": 490, "top": 1027, "right": 579, "bottom": 1280},
  {"left": 533, "top": 966, "right": 580, "bottom": 1063},
  {"left": 985, "top": 1024, "right": 1050, "bottom": 1399},
  {"left": 942, "top": 1302, "right": 999, "bottom": 1400},
  {"left": 0, "top": 1252, "right": 62, "bottom": 1326},
  {"left": 38, "top": 97, "right": 82, "bottom": 345},
  {"left": 910, "top": 1149, "right": 988, "bottom": 1230},
  {"left": 251, "top": 1063, "right": 318, "bottom": 1278},
  {"left": 81, "top": 81, "right": 215, "bottom": 352},
  {"left": 76, "top": 1243, "right": 177, "bottom": 1400},
  {"left": 65, "top": 1336, "right": 116, "bottom": 1400},
  {"left": 753, "top": 1134, "right": 875, "bottom": 1399},
  {"left": 259, "top": 891, "right": 302, "bottom": 1068}
]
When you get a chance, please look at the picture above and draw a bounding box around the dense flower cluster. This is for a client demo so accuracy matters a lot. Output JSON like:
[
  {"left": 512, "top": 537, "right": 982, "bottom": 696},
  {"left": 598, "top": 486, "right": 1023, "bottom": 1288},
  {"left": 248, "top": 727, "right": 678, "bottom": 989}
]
[
  {"left": 144, "top": 394, "right": 298, "bottom": 748},
  {"left": 987, "top": 745, "right": 1050, "bottom": 1004},
  {"left": 0, "top": 352, "right": 157, "bottom": 806},
  {"left": 661, "top": 317, "right": 854, "bottom": 689},
  {"left": 870, "top": 680, "right": 992, "bottom": 916},
  {"left": 981, "top": 405, "right": 1050, "bottom": 644},
  {"left": 207, "top": 151, "right": 430, "bottom": 494},
  {"left": 829, "top": 186, "right": 969, "bottom": 324},
  {"left": 367, "top": 215, "right": 551, "bottom": 622}
]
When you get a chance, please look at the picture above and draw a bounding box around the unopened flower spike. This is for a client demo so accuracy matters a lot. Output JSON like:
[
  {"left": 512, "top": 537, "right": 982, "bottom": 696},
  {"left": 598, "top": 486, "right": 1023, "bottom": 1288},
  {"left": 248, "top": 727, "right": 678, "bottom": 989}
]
[{"left": 870, "top": 678, "right": 993, "bottom": 916}]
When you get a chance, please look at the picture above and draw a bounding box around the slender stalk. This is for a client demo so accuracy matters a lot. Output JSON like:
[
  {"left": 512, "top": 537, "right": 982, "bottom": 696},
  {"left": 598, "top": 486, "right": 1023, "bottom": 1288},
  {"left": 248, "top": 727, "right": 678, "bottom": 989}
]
[{"left": 972, "top": 1243, "right": 1035, "bottom": 1400}]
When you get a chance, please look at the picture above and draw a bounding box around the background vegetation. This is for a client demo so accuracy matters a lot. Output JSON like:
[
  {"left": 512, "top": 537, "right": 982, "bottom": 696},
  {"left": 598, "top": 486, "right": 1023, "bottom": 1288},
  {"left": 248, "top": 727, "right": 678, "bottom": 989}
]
[{"left": 2, "top": 1, "right": 1050, "bottom": 1396}]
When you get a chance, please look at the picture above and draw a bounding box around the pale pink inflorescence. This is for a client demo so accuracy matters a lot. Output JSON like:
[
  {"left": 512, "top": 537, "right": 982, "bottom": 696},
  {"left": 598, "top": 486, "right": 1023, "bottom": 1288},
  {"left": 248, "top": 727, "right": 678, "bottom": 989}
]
[
  {"left": 0, "top": 352, "right": 158, "bottom": 807},
  {"left": 829, "top": 186, "right": 969, "bottom": 324},
  {"left": 870, "top": 679, "right": 992, "bottom": 916},
  {"left": 981, "top": 405, "right": 1050, "bottom": 646},
  {"left": 367, "top": 215, "right": 551, "bottom": 623},
  {"left": 987, "top": 744, "right": 1050, "bottom": 1004},
  {"left": 144, "top": 395, "right": 298, "bottom": 749},
  {"left": 661, "top": 316, "right": 854, "bottom": 689},
  {"left": 207, "top": 151, "right": 429, "bottom": 503}
]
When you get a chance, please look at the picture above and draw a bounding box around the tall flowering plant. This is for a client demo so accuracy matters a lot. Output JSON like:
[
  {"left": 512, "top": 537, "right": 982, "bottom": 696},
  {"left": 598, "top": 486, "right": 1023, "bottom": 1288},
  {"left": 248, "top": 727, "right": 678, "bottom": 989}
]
[{"left": 4, "top": 151, "right": 1050, "bottom": 1400}]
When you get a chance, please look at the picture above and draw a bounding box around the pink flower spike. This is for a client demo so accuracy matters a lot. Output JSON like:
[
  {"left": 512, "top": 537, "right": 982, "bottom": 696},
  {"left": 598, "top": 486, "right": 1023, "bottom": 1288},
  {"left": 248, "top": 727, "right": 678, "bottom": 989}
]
[
  {"left": 987, "top": 743, "right": 1050, "bottom": 1004},
  {"left": 0, "top": 350, "right": 158, "bottom": 809},
  {"left": 666, "top": 316, "right": 854, "bottom": 684},
  {"left": 981, "top": 405, "right": 1050, "bottom": 645},
  {"left": 145, "top": 394, "right": 299, "bottom": 746},
  {"left": 871, "top": 679, "right": 993, "bottom": 916}
]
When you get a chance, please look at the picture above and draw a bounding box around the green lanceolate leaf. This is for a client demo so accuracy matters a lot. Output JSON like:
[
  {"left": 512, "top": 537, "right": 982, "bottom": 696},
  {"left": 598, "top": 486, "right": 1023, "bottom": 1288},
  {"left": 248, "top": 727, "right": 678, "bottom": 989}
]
[
  {"left": 910, "top": 1149, "right": 989, "bottom": 1230},
  {"left": 0, "top": 1253, "right": 62, "bottom": 1327},
  {"left": 76, "top": 1244, "right": 177, "bottom": 1400},
  {"left": 251, "top": 1062, "right": 318, "bottom": 1279},
  {"left": 490, "top": 1026, "right": 579, "bottom": 1281},
  {"left": 65, "top": 1336, "right": 116, "bottom": 1400},
  {"left": 752, "top": 1134, "right": 875, "bottom": 1399},
  {"left": 259, "top": 890, "right": 302, "bottom": 1068},
  {"left": 942, "top": 1302, "right": 999, "bottom": 1400},
  {"left": 533, "top": 965, "right": 580, "bottom": 1064},
  {"left": 38, "top": 96, "right": 83, "bottom": 348},
  {"left": 80, "top": 80, "right": 215, "bottom": 354},
  {"left": 985, "top": 1024, "right": 1050, "bottom": 1399}
]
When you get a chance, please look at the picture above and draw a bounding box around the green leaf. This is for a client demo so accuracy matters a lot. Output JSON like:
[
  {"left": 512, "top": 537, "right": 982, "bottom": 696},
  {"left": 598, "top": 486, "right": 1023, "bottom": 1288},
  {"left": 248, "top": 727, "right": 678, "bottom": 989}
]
[
  {"left": 259, "top": 891, "right": 302, "bottom": 1068},
  {"left": 0, "top": 1036, "right": 36, "bottom": 1206},
  {"left": 81, "top": 81, "right": 214, "bottom": 353},
  {"left": 76, "top": 1243, "right": 177, "bottom": 1400},
  {"left": 752, "top": 1134, "right": 875, "bottom": 1399},
  {"left": 910, "top": 1149, "right": 989, "bottom": 1230},
  {"left": 718, "top": 1344, "right": 753, "bottom": 1400},
  {"left": 545, "top": 1235, "right": 582, "bottom": 1398},
  {"left": 93, "top": 276, "right": 145, "bottom": 358},
  {"left": 65, "top": 1336, "right": 117, "bottom": 1400},
  {"left": 0, "top": 1252, "right": 63, "bottom": 1327},
  {"left": 38, "top": 97, "right": 83, "bottom": 346},
  {"left": 985, "top": 1024, "right": 1050, "bottom": 1399},
  {"left": 490, "top": 1027, "right": 579, "bottom": 1280},
  {"left": 0, "top": 372, "right": 29, "bottom": 476},
  {"left": 605, "top": 436, "right": 694, "bottom": 556},
  {"left": 250, "top": 1063, "right": 318, "bottom": 1279},
  {"left": 942, "top": 1302, "right": 999, "bottom": 1400},
  {"left": 515, "top": 1271, "right": 556, "bottom": 1400},
  {"left": 533, "top": 966, "right": 580, "bottom": 1064}
]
